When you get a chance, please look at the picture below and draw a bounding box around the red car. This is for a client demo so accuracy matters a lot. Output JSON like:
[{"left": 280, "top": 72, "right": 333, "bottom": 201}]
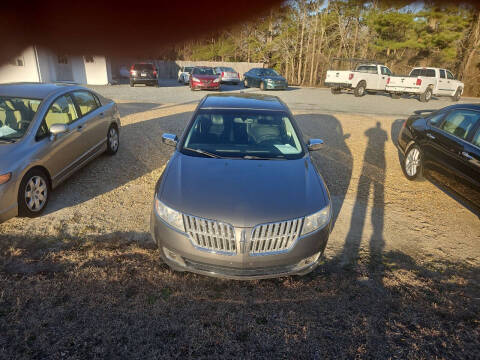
[{"left": 190, "top": 67, "right": 221, "bottom": 91}]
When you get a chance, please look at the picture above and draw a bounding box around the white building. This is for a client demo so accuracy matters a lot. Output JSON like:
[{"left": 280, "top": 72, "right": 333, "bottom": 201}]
[{"left": 0, "top": 46, "right": 112, "bottom": 85}]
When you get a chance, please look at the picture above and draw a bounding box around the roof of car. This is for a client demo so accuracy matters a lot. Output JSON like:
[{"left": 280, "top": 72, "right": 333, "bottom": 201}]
[
  {"left": 0, "top": 82, "right": 84, "bottom": 99},
  {"left": 200, "top": 93, "right": 287, "bottom": 111}
]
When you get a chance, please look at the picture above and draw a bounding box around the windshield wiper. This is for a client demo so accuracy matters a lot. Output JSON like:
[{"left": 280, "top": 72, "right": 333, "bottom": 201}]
[
  {"left": 183, "top": 147, "right": 221, "bottom": 158},
  {"left": 0, "top": 137, "right": 16, "bottom": 143},
  {"left": 243, "top": 155, "right": 286, "bottom": 160}
]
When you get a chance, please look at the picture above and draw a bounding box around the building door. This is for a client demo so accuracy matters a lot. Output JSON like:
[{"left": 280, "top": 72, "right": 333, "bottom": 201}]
[{"left": 54, "top": 55, "right": 73, "bottom": 81}]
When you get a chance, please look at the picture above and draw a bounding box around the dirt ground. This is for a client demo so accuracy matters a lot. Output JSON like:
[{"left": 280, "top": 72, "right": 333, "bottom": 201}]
[{"left": 0, "top": 101, "right": 479, "bottom": 359}]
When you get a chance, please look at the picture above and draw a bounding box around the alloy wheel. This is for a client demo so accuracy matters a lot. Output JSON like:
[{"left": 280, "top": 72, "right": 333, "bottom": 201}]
[
  {"left": 109, "top": 127, "right": 119, "bottom": 152},
  {"left": 25, "top": 176, "right": 48, "bottom": 212},
  {"left": 405, "top": 147, "right": 421, "bottom": 177}
]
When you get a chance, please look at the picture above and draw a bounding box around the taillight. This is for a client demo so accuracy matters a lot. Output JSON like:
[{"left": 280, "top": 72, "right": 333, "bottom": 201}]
[
  {"left": 130, "top": 65, "right": 135, "bottom": 74},
  {"left": 348, "top": 73, "right": 354, "bottom": 80},
  {"left": 402, "top": 120, "right": 407, "bottom": 128},
  {"left": 416, "top": 78, "right": 422, "bottom": 86},
  {"left": 237, "top": 73, "right": 240, "bottom": 78},
  {"left": 387, "top": 77, "right": 390, "bottom": 84},
  {"left": 153, "top": 70, "right": 157, "bottom": 77},
  {"left": 221, "top": 72, "right": 225, "bottom": 77}
]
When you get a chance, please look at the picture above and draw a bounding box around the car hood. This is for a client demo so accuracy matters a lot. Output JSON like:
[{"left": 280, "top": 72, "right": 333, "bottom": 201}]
[
  {"left": 193, "top": 75, "right": 218, "bottom": 81},
  {"left": 159, "top": 152, "right": 329, "bottom": 227}
]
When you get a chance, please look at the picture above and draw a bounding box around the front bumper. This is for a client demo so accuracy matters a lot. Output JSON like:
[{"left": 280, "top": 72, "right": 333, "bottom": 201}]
[
  {"left": 150, "top": 210, "right": 330, "bottom": 280},
  {"left": 191, "top": 82, "right": 221, "bottom": 90},
  {"left": 265, "top": 82, "right": 287, "bottom": 90},
  {"left": 0, "top": 180, "right": 18, "bottom": 223},
  {"left": 325, "top": 82, "right": 352, "bottom": 89}
]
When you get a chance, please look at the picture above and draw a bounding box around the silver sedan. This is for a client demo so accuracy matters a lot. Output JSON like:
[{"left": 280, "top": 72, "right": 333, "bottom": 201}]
[{"left": 0, "top": 83, "right": 121, "bottom": 223}]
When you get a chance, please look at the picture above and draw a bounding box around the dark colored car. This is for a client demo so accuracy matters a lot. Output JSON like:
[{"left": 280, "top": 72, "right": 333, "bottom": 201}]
[
  {"left": 151, "top": 93, "right": 331, "bottom": 279},
  {"left": 398, "top": 104, "right": 480, "bottom": 212},
  {"left": 243, "top": 68, "right": 288, "bottom": 90},
  {"left": 129, "top": 63, "right": 158, "bottom": 87},
  {"left": 190, "top": 67, "right": 221, "bottom": 91}
]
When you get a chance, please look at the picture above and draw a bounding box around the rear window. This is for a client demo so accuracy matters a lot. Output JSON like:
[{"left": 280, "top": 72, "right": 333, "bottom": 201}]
[
  {"left": 134, "top": 63, "right": 154, "bottom": 71},
  {"left": 220, "top": 67, "right": 235, "bottom": 72},
  {"left": 410, "top": 69, "right": 436, "bottom": 77},
  {"left": 184, "top": 67, "right": 193, "bottom": 73},
  {"left": 356, "top": 65, "right": 378, "bottom": 74}
]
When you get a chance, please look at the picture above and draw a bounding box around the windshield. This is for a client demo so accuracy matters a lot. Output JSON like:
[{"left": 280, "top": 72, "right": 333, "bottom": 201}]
[
  {"left": 0, "top": 96, "right": 41, "bottom": 141},
  {"left": 260, "top": 69, "right": 279, "bottom": 77},
  {"left": 181, "top": 109, "right": 304, "bottom": 159},
  {"left": 193, "top": 67, "right": 215, "bottom": 75}
]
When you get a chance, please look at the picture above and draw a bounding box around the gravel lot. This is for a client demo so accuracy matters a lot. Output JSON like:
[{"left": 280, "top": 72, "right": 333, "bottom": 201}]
[{"left": 0, "top": 83, "right": 479, "bottom": 359}]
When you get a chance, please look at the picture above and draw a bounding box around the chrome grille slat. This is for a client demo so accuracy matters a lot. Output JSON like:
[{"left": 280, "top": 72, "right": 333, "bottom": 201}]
[
  {"left": 249, "top": 218, "right": 304, "bottom": 255},
  {"left": 183, "top": 214, "right": 236, "bottom": 255}
]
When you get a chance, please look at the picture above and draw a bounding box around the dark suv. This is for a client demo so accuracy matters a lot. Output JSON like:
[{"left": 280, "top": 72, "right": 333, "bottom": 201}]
[{"left": 129, "top": 63, "right": 158, "bottom": 87}]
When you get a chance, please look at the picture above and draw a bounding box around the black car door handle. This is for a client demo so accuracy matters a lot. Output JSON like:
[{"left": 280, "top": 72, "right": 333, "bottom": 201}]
[
  {"left": 426, "top": 133, "right": 435, "bottom": 139},
  {"left": 461, "top": 151, "right": 473, "bottom": 160}
]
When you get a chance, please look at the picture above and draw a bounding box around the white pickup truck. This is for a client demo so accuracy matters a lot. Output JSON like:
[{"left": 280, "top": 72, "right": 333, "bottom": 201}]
[
  {"left": 324, "top": 63, "right": 393, "bottom": 97},
  {"left": 386, "top": 67, "right": 464, "bottom": 102}
]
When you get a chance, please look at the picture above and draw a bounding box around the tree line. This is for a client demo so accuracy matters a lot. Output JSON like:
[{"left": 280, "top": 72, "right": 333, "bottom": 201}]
[{"left": 173, "top": 1, "right": 480, "bottom": 96}]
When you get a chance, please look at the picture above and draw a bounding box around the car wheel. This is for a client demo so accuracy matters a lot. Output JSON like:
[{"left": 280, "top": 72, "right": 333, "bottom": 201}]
[
  {"left": 402, "top": 144, "right": 423, "bottom": 180},
  {"left": 130, "top": 81, "right": 134, "bottom": 87},
  {"left": 18, "top": 168, "right": 50, "bottom": 217},
  {"left": 391, "top": 93, "right": 401, "bottom": 99},
  {"left": 452, "top": 88, "right": 462, "bottom": 102},
  {"left": 420, "top": 87, "right": 432, "bottom": 102},
  {"left": 244, "top": 79, "right": 249, "bottom": 88},
  {"left": 260, "top": 82, "right": 265, "bottom": 91},
  {"left": 354, "top": 81, "right": 366, "bottom": 97},
  {"left": 106, "top": 124, "right": 119, "bottom": 155}
]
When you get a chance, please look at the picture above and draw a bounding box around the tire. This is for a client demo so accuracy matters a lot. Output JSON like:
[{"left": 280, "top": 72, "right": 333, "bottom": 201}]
[
  {"left": 451, "top": 88, "right": 462, "bottom": 102},
  {"left": 354, "top": 81, "right": 366, "bottom": 97},
  {"left": 260, "top": 82, "right": 265, "bottom": 91},
  {"left": 331, "top": 88, "right": 341, "bottom": 94},
  {"left": 244, "top": 79, "right": 249, "bottom": 88},
  {"left": 402, "top": 144, "right": 422, "bottom": 180},
  {"left": 419, "top": 87, "right": 432, "bottom": 102},
  {"left": 18, "top": 168, "right": 50, "bottom": 218},
  {"left": 130, "top": 81, "right": 134, "bottom": 87},
  {"left": 106, "top": 124, "right": 119, "bottom": 155},
  {"left": 391, "top": 93, "right": 401, "bottom": 99}
]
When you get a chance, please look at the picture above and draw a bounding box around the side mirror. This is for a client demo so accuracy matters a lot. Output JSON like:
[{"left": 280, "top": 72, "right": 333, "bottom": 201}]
[
  {"left": 162, "top": 133, "right": 178, "bottom": 147},
  {"left": 307, "top": 139, "right": 324, "bottom": 151},
  {"left": 49, "top": 123, "right": 68, "bottom": 141}
]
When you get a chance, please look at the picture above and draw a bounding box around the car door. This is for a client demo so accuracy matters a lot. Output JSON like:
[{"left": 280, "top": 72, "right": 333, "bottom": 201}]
[
  {"left": 437, "top": 69, "right": 449, "bottom": 95},
  {"left": 70, "top": 90, "right": 107, "bottom": 156},
  {"left": 34, "top": 94, "right": 83, "bottom": 182},
  {"left": 422, "top": 109, "right": 480, "bottom": 202},
  {"left": 378, "top": 66, "right": 391, "bottom": 90},
  {"left": 446, "top": 70, "right": 459, "bottom": 94}
]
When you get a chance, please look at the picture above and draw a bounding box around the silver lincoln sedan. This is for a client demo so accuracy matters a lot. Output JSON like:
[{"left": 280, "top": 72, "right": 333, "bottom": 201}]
[
  {"left": 0, "top": 83, "right": 121, "bottom": 223},
  {"left": 151, "top": 93, "right": 332, "bottom": 279}
]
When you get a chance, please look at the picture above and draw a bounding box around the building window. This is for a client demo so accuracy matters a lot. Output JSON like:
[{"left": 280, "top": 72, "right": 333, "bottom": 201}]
[
  {"left": 9, "top": 57, "right": 24, "bottom": 66},
  {"left": 57, "top": 55, "right": 68, "bottom": 64},
  {"left": 84, "top": 55, "right": 94, "bottom": 63}
]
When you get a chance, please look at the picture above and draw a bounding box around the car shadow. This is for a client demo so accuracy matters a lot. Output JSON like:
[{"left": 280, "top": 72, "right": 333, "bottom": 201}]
[
  {"left": 295, "top": 114, "right": 353, "bottom": 227},
  {"left": 0, "top": 231, "right": 478, "bottom": 358}
]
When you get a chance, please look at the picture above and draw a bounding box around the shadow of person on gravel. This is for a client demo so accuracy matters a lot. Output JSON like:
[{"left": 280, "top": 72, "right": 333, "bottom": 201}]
[{"left": 294, "top": 114, "right": 353, "bottom": 227}]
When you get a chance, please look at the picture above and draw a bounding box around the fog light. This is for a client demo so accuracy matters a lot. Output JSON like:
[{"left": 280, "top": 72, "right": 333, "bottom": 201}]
[
  {"left": 163, "top": 247, "right": 186, "bottom": 267},
  {"left": 296, "top": 252, "right": 321, "bottom": 269}
]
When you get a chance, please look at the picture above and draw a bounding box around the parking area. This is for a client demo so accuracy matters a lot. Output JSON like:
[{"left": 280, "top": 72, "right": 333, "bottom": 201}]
[{"left": 0, "top": 84, "right": 479, "bottom": 358}]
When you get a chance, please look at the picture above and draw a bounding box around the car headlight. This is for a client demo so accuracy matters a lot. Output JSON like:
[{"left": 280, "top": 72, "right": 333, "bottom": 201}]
[
  {"left": 192, "top": 77, "right": 200, "bottom": 82},
  {"left": 266, "top": 78, "right": 273, "bottom": 83},
  {"left": 301, "top": 205, "right": 331, "bottom": 236},
  {"left": 213, "top": 77, "right": 221, "bottom": 83},
  {"left": 0, "top": 172, "right": 12, "bottom": 185},
  {"left": 155, "top": 198, "right": 185, "bottom": 232}
]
